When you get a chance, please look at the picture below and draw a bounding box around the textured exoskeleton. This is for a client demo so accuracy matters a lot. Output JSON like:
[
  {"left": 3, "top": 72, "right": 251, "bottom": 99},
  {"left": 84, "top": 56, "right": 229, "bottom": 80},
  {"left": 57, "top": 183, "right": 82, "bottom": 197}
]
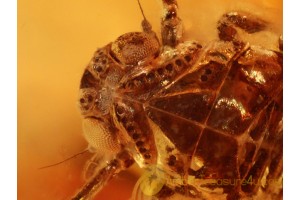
[{"left": 74, "top": 1, "right": 282, "bottom": 199}]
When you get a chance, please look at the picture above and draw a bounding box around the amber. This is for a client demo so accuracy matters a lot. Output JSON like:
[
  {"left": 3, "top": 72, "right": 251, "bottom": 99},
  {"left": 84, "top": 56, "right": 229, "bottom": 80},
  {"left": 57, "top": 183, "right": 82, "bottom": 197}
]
[{"left": 77, "top": 5, "right": 282, "bottom": 200}]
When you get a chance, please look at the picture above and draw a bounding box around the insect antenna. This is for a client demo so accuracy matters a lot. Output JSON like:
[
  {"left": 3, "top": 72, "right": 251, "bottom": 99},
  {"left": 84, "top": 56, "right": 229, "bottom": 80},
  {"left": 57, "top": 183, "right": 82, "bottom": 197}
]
[
  {"left": 137, "top": 0, "right": 146, "bottom": 21},
  {"left": 38, "top": 149, "right": 89, "bottom": 170},
  {"left": 137, "top": 0, "right": 153, "bottom": 33}
]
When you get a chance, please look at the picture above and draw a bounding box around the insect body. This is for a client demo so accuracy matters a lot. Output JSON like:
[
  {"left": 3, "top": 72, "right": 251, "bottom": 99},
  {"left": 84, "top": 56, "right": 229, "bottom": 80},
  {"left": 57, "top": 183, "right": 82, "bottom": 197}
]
[{"left": 75, "top": 1, "right": 282, "bottom": 199}]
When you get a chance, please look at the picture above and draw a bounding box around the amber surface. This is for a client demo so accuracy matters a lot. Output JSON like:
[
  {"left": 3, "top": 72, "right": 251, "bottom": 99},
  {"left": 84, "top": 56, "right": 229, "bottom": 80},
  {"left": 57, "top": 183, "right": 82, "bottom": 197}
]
[
  {"left": 78, "top": 24, "right": 282, "bottom": 200},
  {"left": 18, "top": 0, "right": 282, "bottom": 200}
]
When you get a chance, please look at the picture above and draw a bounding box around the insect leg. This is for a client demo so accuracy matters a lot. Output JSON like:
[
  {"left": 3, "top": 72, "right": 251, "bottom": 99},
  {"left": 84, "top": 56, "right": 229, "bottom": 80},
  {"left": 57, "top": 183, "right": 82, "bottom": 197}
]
[
  {"left": 72, "top": 151, "right": 134, "bottom": 200},
  {"left": 217, "top": 12, "right": 267, "bottom": 45},
  {"left": 161, "top": 0, "right": 183, "bottom": 47},
  {"left": 83, "top": 154, "right": 105, "bottom": 181}
]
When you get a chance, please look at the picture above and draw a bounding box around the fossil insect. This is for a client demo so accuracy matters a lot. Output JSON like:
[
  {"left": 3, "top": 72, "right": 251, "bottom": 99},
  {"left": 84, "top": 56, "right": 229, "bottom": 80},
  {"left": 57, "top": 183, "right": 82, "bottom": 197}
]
[{"left": 75, "top": 0, "right": 282, "bottom": 199}]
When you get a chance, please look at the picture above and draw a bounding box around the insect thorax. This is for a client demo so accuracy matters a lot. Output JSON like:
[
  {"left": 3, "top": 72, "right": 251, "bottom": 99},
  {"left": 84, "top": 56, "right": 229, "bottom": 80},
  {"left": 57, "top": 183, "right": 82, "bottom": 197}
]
[{"left": 75, "top": 2, "right": 283, "bottom": 199}]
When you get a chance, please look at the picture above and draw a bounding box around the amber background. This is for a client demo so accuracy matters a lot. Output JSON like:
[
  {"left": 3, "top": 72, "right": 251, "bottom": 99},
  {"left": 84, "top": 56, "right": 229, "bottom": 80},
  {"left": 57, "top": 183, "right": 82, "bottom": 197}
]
[{"left": 18, "top": 0, "right": 282, "bottom": 200}]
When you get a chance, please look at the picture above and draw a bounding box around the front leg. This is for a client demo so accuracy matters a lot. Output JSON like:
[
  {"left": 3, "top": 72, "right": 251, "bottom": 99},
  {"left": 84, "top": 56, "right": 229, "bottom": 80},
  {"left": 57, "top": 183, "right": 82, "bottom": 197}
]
[
  {"left": 72, "top": 151, "right": 134, "bottom": 200},
  {"left": 161, "top": 0, "right": 183, "bottom": 47}
]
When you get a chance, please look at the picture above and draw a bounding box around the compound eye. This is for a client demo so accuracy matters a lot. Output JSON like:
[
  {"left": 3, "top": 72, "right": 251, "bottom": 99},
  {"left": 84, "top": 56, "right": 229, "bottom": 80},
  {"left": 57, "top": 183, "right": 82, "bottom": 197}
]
[
  {"left": 82, "top": 118, "right": 121, "bottom": 154},
  {"left": 111, "top": 32, "right": 159, "bottom": 66}
]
